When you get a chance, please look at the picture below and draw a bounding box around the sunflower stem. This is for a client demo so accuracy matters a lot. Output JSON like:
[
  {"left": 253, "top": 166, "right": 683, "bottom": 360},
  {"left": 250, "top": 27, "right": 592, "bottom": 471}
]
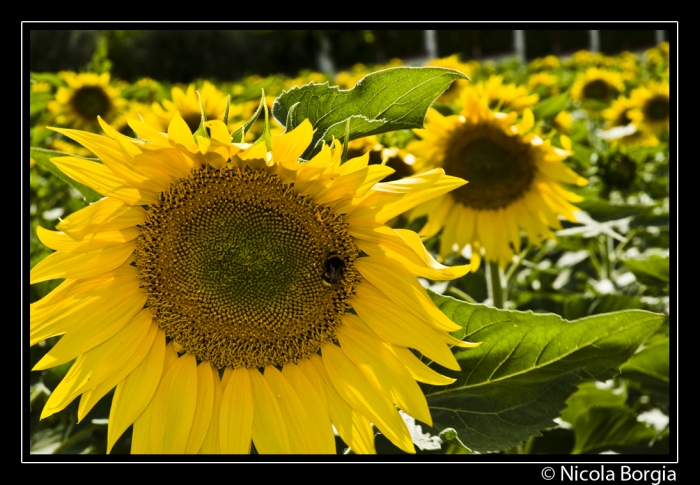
[
  {"left": 447, "top": 286, "right": 477, "bottom": 304},
  {"left": 487, "top": 262, "right": 504, "bottom": 309},
  {"left": 504, "top": 243, "right": 532, "bottom": 302}
]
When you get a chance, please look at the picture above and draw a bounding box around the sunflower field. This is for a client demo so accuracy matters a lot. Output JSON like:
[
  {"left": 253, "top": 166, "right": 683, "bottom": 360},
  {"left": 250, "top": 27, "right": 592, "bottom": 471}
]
[{"left": 28, "top": 32, "right": 672, "bottom": 458}]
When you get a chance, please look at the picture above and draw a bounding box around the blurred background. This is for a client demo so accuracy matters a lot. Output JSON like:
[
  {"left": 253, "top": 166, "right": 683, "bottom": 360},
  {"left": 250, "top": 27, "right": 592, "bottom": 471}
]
[{"left": 29, "top": 29, "right": 670, "bottom": 82}]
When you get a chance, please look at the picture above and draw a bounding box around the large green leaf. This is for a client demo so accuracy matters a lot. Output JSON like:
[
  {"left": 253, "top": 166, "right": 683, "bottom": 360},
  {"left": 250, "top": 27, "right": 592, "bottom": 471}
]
[
  {"left": 272, "top": 67, "right": 467, "bottom": 160},
  {"left": 30, "top": 148, "right": 102, "bottom": 203},
  {"left": 561, "top": 383, "right": 658, "bottom": 454},
  {"left": 423, "top": 292, "right": 664, "bottom": 453},
  {"left": 622, "top": 255, "right": 670, "bottom": 286}
]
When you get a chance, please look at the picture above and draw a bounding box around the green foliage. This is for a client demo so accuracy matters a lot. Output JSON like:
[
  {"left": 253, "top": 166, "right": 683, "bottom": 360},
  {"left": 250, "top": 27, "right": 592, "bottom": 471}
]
[
  {"left": 272, "top": 67, "right": 467, "bottom": 159},
  {"left": 622, "top": 254, "right": 670, "bottom": 286},
  {"left": 423, "top": 292, "right": 664, "bottom": 453},
  {"left": 532, "top": 90, "right": 570, "bottom": 120},
  {"left": 561, "top": 383, "right": 660, "bottom": 454}
]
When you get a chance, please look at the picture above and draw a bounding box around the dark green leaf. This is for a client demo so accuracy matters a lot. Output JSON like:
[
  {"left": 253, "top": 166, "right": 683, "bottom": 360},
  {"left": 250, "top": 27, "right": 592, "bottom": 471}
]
[
  {"left": 30, "top": 72, "right": 67, "bottom": 87},
  {"left": 424, "top": 292, "right": 664, "bottom": 452},
  {"left": 272, "top": 67, "right": 468, "bottom": 159},
  {"left": 30, "top": 148, "right": 102, "bottom": 203},
  {"left": 622, "top": 333, "right": 669, "bottom": 412},
  {"left": 561, "top": 383, "right": 658, "bottom": 454}
]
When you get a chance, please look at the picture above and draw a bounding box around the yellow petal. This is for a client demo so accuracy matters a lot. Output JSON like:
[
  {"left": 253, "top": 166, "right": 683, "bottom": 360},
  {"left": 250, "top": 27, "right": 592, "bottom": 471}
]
[
  {"left": 56, "top": 197, "right": 146, "bottom": 241},
  {"left": 37, "top": 226, "right": 140, "bottom": 253},
  {"left": 149, "top": 353, "right": 198, "bottom": 454},
  {"left": 249, "top": 368, "right": 291, "bottom": 454},
  {"left": 107, "top": 329, "right": 166, "bottom": 453},
  {"left": 184, "top": 361, "right": 216, "bottom": 454},
  {"left": 31, "top": 265, "right": 140, "bottom": 345},
  {"left": 322, "top": 343, "right": 414, "bottom": 453},
  {"left": 387, "top": 344, "right": 456, "bottom": 386},
  {"left": 30, "top": 240, "right": 136, "bottom": 285},
  {"left": 40, "top": 308, "right": 151, "bottom": 419},
  {"left": 348, "top": 286, "right": 460, "bottom": 371},
  {"left": 51, "top": 156, "right": 159, "bottom": 205},
  {"left": 167, "top": 112, "right": 198, "bottom": 153},
  {"left": 281, "top": 362, "right": 336, "bottom": 454},
  {"left": 199, "top": 364, "right": 224, "bottom": 454},
  {"left": 131, "top": 343, "right": 179, "bottom": 453},
  {"left": 273, "top": 119, "right": 314, "bottom": 168},
  {"left": 77, "top": 313, "right": 158, "bottom": 421},
  {"left": 305, "top": 355, "right": 375, "bottom": 454},
  {"left": 355, "top": 255, "right": 461, "bottom": 333},
  {"left": 219, "top": 367, "right": 254, "bottom": 454},
  {"left": 32, "top": 284, "right": 145, "bottom": 368},
  {"left": 337, "top": 324, "right": 432, "bottom": 426},
  {"left": 264, "top": 366, "right": 332, "bottom": 454}
]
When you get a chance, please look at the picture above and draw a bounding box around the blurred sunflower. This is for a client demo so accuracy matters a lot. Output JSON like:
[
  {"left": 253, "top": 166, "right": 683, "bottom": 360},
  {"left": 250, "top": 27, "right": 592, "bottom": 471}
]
[
  {"left": 628, "top": 81, "right": 670, "bottom": 135},
  {"left": 407, "top": 90, "right": 587, "bottom": 269},
  {"left": 528, "top": 55, "right": 560, "bottom": 72},
  {"left": 426, "top": 55, "right": 475, "bottom": 105},
  {"left": 471, "top": 75, "right": 539, "bottom": 113},
  {"left": 30, "top": 112, "right": 478, "bottom": 454},
  {"left": 149, "top": 81, "right": 240, "bottom": 133},
  {"left": 602, "top": 96, "right": 659, "bottom": 148},
  {"left": 571, "top": 68, "right": 625, "bottom": 109},
  {"left": 47, "top": 72, "right": 125, "bottom": 130}
]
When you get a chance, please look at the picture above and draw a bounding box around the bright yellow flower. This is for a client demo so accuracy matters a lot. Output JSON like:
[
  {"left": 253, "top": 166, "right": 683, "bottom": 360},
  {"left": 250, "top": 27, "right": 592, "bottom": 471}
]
[
  {"left": 571, "top": 67, "right": 625, "bottom": 109},
  {"left": 602, "top": 96, "right": 659, "bottom": 148},
  {"left": 47, "top": 72, "right": 125, "bottom": 130},
  {"left": 628, "top": 81, "right": 670, "bottom": 135},
  {"left": 470, "top": 75, "right": 539, "bottom": 113},
  {"left": 148, "top": 81, "right": 243, "bottom": 133},
  {"left": 528, "top": 55, "right": 560, "bottom": 72},
  {"left": 407, "top": 90, "right": 587, "bottom": 269},
  {"left": 30, "top": 112, "right": 478, "bottom": 454}
]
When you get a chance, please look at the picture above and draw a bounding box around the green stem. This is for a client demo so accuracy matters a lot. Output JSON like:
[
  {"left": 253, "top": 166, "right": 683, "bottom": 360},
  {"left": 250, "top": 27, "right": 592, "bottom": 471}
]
[
  {"left": 53, "top": 425, "right": 97, "bottom": 455},
  {"left": 504, "top": 243, "right": 532, "bottom": 302},
  {"left": 446, "top": 286, "right": 477, "bottom": 304},
  {"left": 487, "top": 262, "right": 504, "bottom": 309}
]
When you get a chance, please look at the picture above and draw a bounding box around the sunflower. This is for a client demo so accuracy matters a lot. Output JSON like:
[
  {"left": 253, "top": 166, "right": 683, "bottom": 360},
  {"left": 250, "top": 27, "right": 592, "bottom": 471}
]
[
  {"left": 30, "top": 110, "right": 478, "bottom": 454},
  {"left": 47, "top": 72, "right": 125, "bottom": 130},
  {"left": 528, "top": 55, "right": 560, "bottom": 72},
  {"left": 407, "top": 90, "right": 587, "bottom": 269},
  {"left": 571, "top": 68, "right": 625, "bottom": 109},
  {"left": 148, "top": 81, "right": 241, "bottom": 133},
  {"left": 470, "top": 75, "right": 539, "bottom": 113},
  {"left": 602, "top": 96, "right": 659, "bottom": 148},
  {"left": 628, "top": 81, "right": 670, "bottom": 135}
]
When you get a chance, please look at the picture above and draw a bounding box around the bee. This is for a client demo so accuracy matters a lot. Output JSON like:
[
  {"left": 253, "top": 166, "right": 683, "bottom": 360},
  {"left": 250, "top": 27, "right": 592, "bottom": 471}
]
[{"left": 322, "top": 253, "right": 344, "bottom": 287}]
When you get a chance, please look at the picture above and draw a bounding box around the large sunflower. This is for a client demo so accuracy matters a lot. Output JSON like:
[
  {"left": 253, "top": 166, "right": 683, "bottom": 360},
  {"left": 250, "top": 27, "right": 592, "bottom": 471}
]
[
  {"left": 30, "top": 111, "right": 478, "bottom": 454},
  {"left": 407, "top": 91, "right": 587, "bottom": 269},
  {"left": 47, "top": 72, "right": 125, "bottom": 130}
]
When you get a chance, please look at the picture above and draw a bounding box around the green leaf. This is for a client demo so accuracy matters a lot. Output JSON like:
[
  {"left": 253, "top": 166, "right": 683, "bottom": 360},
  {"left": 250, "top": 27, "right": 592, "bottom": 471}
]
[
  {"left": 622, "top": 333, "right": 669, "bottom": 412},
  {"left": 30, "top": 148, "right": 103, "bottom": 203},
  {"left": 272, "top": 67, "right": 467, "bottom": 160},
  {"left": 533, "top": 91, "right": 570, "bottom": 120},
  {"left": 230, "top": 92, "right": 265, "bottom": 143},
  {"left": 30, "top": 72, "right": 67, "bottom": 87},
  {"left": 424, "top": 292, "right": 664, "bottom": 453},
  {"left": 192, "top": 91, "right": 209, "bottom": 140},
  {"left": 621, "top": 255, "right": 669, "bottom": 286},
  {"left": 561, "top": 383, "right": 658, "bottom": 454},
  {"left": 30, "top": 91, "right": 53, "bottom": 118}
]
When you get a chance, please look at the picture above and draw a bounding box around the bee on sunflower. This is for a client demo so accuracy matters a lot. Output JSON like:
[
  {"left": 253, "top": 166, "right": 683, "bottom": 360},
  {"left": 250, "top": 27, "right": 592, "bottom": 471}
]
[{"left": 30, "top": 97, "right": 479, "bottom": 454}]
